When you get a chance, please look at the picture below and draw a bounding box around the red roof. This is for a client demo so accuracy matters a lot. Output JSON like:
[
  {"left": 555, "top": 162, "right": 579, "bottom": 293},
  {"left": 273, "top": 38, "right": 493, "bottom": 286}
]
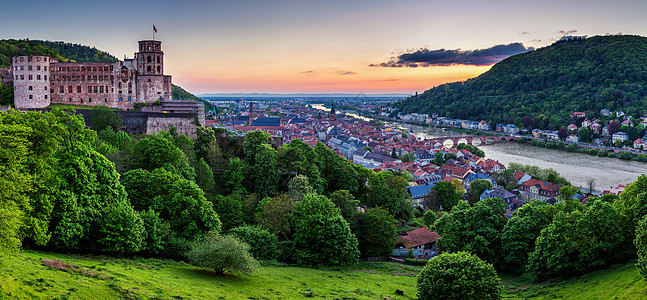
[
  {"left": 398, "top": 227, "right": 441, "bottom": 248},
  {"left": 521, "top": 178, "right": 560, "bottom": 192},
  {"left": 513, "top": 172, "right": 527, "bottom": 181}
]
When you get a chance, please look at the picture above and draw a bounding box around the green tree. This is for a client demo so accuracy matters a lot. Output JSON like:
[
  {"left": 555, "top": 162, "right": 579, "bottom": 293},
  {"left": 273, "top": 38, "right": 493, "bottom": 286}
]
[
  {"left": 578, "top": 127, "right": 591, "bottom": 142},
  {"left": 314, "top": 142, "right": 360, "bottom": 194},
  {"left": 417, "top": 251, "right": 502, "bottom": 300},
  {"left": 139, "top": 208, "right": 164, "bottom": 256},
  {"left": 195, "top": 158, "right": 216, "bottom": 197},
  {"left": 355, "top": 207, "right": 397, "bottom": 257},
  {"left": 194, "top": 127, "right": 225, "bottom": 169},
  {"left": 287, "top": 175, "right": 314, "bottom": 202},
  {"left": 635, "top": 214, "right": 647, "bottom": 279},
  {"left": 221, "top": 157, "right": 246, "bottom": 194},
  {"left": 292, "top": 194, "right": 360, "bottom": 266},
  {"left": 279, "top": 139, "right": 324, "bottom": 193},
  {"left": 133, "top": 133, "right": 195, "bottom": 181},
  {"left": 329, "top": 189, "right": 360, "bottom": 221},
  {"left": 211, "top": 194, "right": 244, "bottom": 231},
  {"left": 423, "top": 210, "right": 437, "bottom": 228},
  {"left": 501, "top": 201, "right": 552, "bottom": 271},
  {"left": 229, "top": 226, "right": 280, "bottom": 261},
  {"left": 432, "top": 181, "right": 462, "bottom": 212},
  {"left": 89, "top": 105, "right": 121, "bottom": 132},
  {"left": 366, "top": 171, "right": 412, "bottom": 220},
  {"left": 255, "top": 194, "right": 294, "bottom": 239},
  {"left": 434, "top": 198, "right": 507, "bottom": 265},
  {"left": 187, "top": 232, "right": 259, "bottom": 275},
  {"left": 468, "top": 179, "right": 493, "bottom": 205},
  {"left": 95, "top": 201, "right": 144, "bottom": 254},
  {"left": 250, "top": 144, "right": 280, "bottom": 198}
]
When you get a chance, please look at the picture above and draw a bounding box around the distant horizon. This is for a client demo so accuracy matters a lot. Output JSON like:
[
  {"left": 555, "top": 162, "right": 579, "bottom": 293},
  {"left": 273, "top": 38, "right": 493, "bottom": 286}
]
[{"left": 198, "top": 92, "right": 410, "bottom": 98}]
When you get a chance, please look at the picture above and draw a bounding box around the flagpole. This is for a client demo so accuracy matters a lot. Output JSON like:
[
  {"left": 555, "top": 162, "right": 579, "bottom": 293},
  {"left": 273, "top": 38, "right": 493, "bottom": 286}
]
[{"left": 153, "top": 24, "right": 155, "bottom": 40}]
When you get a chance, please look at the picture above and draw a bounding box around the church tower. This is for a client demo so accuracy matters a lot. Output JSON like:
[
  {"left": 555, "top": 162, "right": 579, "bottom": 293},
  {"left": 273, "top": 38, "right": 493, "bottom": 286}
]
[{"left": 135, "top": 40, "right": 172, "bottom": 103}]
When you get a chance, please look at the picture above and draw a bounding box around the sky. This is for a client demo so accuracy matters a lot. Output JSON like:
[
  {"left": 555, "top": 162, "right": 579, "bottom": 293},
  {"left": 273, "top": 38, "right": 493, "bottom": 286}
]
[{"left": 3, "top": 0, "right": 647, "bottom": 95}]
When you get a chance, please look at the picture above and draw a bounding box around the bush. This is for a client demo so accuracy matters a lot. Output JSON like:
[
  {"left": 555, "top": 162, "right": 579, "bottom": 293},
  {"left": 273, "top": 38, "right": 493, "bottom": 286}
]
[
  {"left": 228, "top": 226, "right": 280, "bottom": 261},
  {"left": 423, "top": 210, "right": 437, "bottom": 228},
  {"left": 187, "top": 232, "right": 259, "bottom": 275},
  {"left": 636, "top": 214, "right": 647, "bottom": 279},
  {"left": 404, "top": 258, "right": 428, "bottom": 266},
  {"left": 417, "top": 251, "right": 502, "bottom": 300}
]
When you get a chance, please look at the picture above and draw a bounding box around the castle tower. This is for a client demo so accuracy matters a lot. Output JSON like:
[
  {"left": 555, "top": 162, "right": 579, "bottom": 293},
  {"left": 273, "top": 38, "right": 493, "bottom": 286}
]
[
  {"left": 135, "top": 40, "right": 172, "bottom": 103},
  {"left": 13, "top": 55, "right": 52, "bottom": 108}
]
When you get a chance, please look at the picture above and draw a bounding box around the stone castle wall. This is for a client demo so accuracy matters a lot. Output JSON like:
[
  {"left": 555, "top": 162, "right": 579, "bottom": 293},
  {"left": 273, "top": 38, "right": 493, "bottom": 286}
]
[{"left": 13, "top": 56, "right": 51, "bottom": 108}]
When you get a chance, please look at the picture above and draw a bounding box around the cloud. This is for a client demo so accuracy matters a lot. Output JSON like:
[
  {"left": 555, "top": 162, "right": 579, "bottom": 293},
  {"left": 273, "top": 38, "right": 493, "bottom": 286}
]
[
  {"left": 370, "top": 42, "right": 533, "bottom": 67},
  {"left": 558, "top": 30, "right": 578, "bottom": 35},
  {"left": 338, "top": 71, "right": 356, "bottom": 75},
  {"left": 300, "top": 70, "right": 314, "bottom": 73}
]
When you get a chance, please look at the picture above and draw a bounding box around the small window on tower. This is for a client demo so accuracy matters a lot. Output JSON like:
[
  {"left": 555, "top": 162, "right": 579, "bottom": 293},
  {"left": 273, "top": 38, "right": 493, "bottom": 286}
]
[
  {"left": 29, "top": 95, "right": 33, "bottom": 99},
  {"left": 147, "top": 66, "right": 151, "bottom": 72},
  {"left": 28, "top": 86, "right": 33, "bottom": 90}
]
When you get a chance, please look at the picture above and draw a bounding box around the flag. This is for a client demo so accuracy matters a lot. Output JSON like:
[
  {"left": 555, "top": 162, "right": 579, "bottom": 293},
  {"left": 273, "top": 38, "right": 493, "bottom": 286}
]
[{"left": 153, "top": 25, "right": 157, "bottom": 33}]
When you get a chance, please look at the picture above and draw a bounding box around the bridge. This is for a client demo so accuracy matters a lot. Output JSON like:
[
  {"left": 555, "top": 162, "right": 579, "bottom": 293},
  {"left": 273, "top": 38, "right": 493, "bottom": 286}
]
[{"left": 424, "top": 135, "right": 520, "bottom": 148}]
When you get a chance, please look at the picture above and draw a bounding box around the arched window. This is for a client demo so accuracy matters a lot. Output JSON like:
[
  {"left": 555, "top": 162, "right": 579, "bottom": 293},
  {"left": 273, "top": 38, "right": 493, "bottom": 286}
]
[
  {"left": 147, "top": 56, "right": 152, "bottom": 63},
  {"left": 157, "top": 56, "right": 161, "bottom": 63}
]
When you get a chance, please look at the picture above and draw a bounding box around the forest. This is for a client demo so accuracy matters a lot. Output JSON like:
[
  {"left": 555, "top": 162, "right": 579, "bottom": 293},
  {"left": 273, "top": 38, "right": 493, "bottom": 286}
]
[{"left": 394, "top": 35, "right": 647, "bottom": 130}]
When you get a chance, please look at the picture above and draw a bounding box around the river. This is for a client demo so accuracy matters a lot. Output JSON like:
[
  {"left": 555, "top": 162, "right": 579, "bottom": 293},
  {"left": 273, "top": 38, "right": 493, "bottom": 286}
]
[
  {"left": 396, "top": 123, "right": 647, "bottom": 189},
  {"left": 310, "top": 105, "right": 647, "bottom": 189}
]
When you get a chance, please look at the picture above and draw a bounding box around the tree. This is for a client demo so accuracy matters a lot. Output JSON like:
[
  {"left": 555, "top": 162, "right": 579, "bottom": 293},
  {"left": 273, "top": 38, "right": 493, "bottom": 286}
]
[
  {"left": 423, "top": 210, "right": 437, "bottom": 227},
  {"left": 255, "top": 194, "right": 294, "bottom": 239},
  {"left": 229, "top": 226, "right": 279, "bottom": 261},
  {"left": 89, "top": 105, "right": 121, "bottom": 132},
  {"left": 287, "top": 175, "right": 314, "bottom": 203},
  {"left": 579, "top": 127, "right": 591, "bottom": 142},
  {"left": 558, "top": 127, "right": 568, "bottom": 140},
  {"left": 636, "top": 214, "right": 647, "bottom": 279},
  {"left": 249, "top": 144, "right": 280, "bottom": 198},
  {"left": 365, "top": 171, "right": 412, "bottom": 220},
  {"left": 95, "top": 201, "right": 144, "bottom": 254},
  {"left": 501, "top": 201, "right": 552, "bottom": 271},
  {"left": 211, "top": 194, "right": 244, "bottom": 231},
  {"left": 139, "top": 208, "right": 164, "bottom": 256},
  {"left": 432, "top": 181, "right": 461, "bottom": 212},
  {"left": 187, "top": 232, "right": 259, "bottom": 275},
  {"left": 330, "top": 190, "right": 360, "bottom": 221},
  {"left": 434, "top": 198, "right": 507, "bottom": 265},
  {"left": 608, "top": 120, "right": 620, "bottom": 135},
  {"left": 399, "top": 152, "right": 416, "bottom": 162},
  {"left": 522, "top": 116, "right": 534, "bottom": 129},
  {"left": 133, "top": 133, "right": 195, "bottom": 181},
  {"left": 355, "top": 207, "right": 397, "bottom": 257},
  {"left": 417, "top": 251, "right": 502, "bottom": 300},
  {"left": 468, "top": 179, "right": 493, "bottom": 205},
  {"left": 194, "top": 127, "right": 224, "bottom": 169},
  {"left": 278, "top": 139, "right": 324, "bottom": 193},
  {"left": 195, "top": 158, "right": 216, "bottom": 197},
  {"left": 291, "top": 194, "right": 360, "bottom": 266},
  {"left": 221, "top": 157, "right": 246, "bottom": 194}
]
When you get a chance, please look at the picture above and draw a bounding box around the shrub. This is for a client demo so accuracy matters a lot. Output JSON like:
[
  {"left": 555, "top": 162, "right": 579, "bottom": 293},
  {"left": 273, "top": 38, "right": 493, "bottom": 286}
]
[
  {"left": 636, "top": 214, "right": 647, "bottom": 279},
  {"left": 187, "top": 232, "right": 259, "bottom": 275},
  {"left": 423, "top": 210, "right": 437, "bottom": 228},
  {"left": 229, "top": 226, "right": 280, "bottom": 261},
  {"left": 417, "top": 251, "right": 502, "bottom": 300}
]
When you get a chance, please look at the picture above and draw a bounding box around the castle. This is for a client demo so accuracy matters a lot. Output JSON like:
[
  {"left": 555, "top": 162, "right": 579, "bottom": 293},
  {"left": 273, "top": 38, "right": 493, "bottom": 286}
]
[{"left": 12, "top": 40, "right": 172, "bottom": 110}]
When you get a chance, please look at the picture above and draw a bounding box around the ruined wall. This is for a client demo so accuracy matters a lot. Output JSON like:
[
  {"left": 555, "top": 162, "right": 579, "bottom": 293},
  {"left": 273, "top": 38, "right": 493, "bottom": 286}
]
[
  {"left": 146, "top": 113, "right": 197, "bottom": 138},
  {"left": 13, "top": 56, "right": 51, "bottom": 108}
]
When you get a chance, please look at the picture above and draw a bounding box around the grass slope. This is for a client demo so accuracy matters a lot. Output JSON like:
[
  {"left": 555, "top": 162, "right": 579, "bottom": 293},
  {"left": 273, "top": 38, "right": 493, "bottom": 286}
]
[
  {"left": 503, "top": 262, "right": 647, "bottom": 299},
  {"left": 0, "top": 251, "right": 420, "bottom": 299},
  {"left": 3, "top": 251, "right": 647, "bottom": 299}
]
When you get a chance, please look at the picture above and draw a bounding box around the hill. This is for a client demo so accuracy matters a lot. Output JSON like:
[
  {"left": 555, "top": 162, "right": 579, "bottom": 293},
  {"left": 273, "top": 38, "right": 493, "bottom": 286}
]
[
  {"left": 2, "top": 250, "right": 646, "bottom": 299},
  {"left": 394, "top": 35, "right": 647, "bottom": 130}
]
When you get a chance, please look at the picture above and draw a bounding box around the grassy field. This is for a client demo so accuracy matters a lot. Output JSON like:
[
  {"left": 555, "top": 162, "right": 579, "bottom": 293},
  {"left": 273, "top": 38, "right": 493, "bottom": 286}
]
[
  {"left": 502, "top": 262, "right": 647, "bottom": 299},
  {"left": 0, "top": 251, "right": 421, "bottom": 299},
  {"left": 2, "top": 250, "right": 647, "bottom": 299},
  {"left": 47, "top": 103, "right": 119, "bottom": 110}
]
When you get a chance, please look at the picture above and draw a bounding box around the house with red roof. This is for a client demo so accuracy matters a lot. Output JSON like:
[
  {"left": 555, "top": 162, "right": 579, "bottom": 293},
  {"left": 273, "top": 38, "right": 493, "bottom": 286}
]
[
  {"left": 392, "top": 227, "right": 441, "bottom": 257},
  {"left": 513, "top": 172, "right": 532, "bottom": 184},
  {"left": 519, "top": 178, "right": 561, "bottom": 204},
  {"left": 478, "top": 159, "right": 505, "bottom": 173}
]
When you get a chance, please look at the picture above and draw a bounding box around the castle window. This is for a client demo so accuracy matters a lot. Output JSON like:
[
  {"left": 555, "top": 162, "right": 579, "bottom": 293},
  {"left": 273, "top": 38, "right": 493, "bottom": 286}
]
[
  {"left": 87, "top": 86, "right": 91, "bottom": 93},
  {"left": 28, "top": 65, "right": 32, "bottom": 71},
  {"left": 20, "top": 75, "right": 24, "bottom": 80},
  {"left": 28, "top": 75, "right": 33, "bottom": 80},
  {"left": 77, "top": 86, "right": 81, "bottom": 93},
  {"left": 20, "top": 57, "right": 23, "bottom": 62},
  {"left": 68, "top": 86, "right": 73, "bottom": 93},
  {"left": 100, "top": 86, "right": 104, "bottom": 93},
  {"left": 37, "top": 66, "right": 41, "bottom": 71},
  {"left": 89, "top": 98, "right": 92, "bottom": 102},
  {"left": 157, "top": 66, "right": 160, "bottom": 73},
  {"left": 45, "top": 95, "right": 48, "bottom": 99},
  {"left": 147, "top": 66, "right": 151, "bottom": 72},
  {"left": 28, "top": 57, "right": 32, "bottom": 62},
  {"left": 37, "top": 75, "right": 41, "bottom": 80},
  {"left": 94, "top": 86, "right": 98, "bottom": 93},
  {"left": 15, "top": 75, "right": 18, "bottom": 80},
  {"left": 44, "top": 66, "right": 47, "bottom": 71},
  {"left": 29, "top": 86, "right": 32, "bottom": 90},
  {"left": 44, "top": 86, "right": 47, "bottom": 91},
  {"left": 29, "top": 95, "right": 33, "bottom": 99},
  {"left": 81, "top": 67, "right": 85, "bottom": 71},
  {"left": 118, "top": 82, "right": 122, "bottom": 88},
  {"left": 119, "top": 97, "right": 123, "bottom": 101},
  {"left": 128, "top": 97, "right": 131, "bottom": 101},
  {"left": 37, "top": 57, "right": 40, "bottom": 62},
  {"left": 147, "top": 56, "right": 152, "bottom": 63},
  {"left": 60, "top": 86, "right": 64, "bottom": 93},
  {"left": 58, "top": 98, "right": 61, "bottom": 102},
  {"left": 157, "top": 56, "right": 161, "bottom": 63},
  {"left": 44, "top": 75, "right": 47, "bottom": 80},
  {"left": 44, "top": 58, "right": 47, "bottom": 62}
]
